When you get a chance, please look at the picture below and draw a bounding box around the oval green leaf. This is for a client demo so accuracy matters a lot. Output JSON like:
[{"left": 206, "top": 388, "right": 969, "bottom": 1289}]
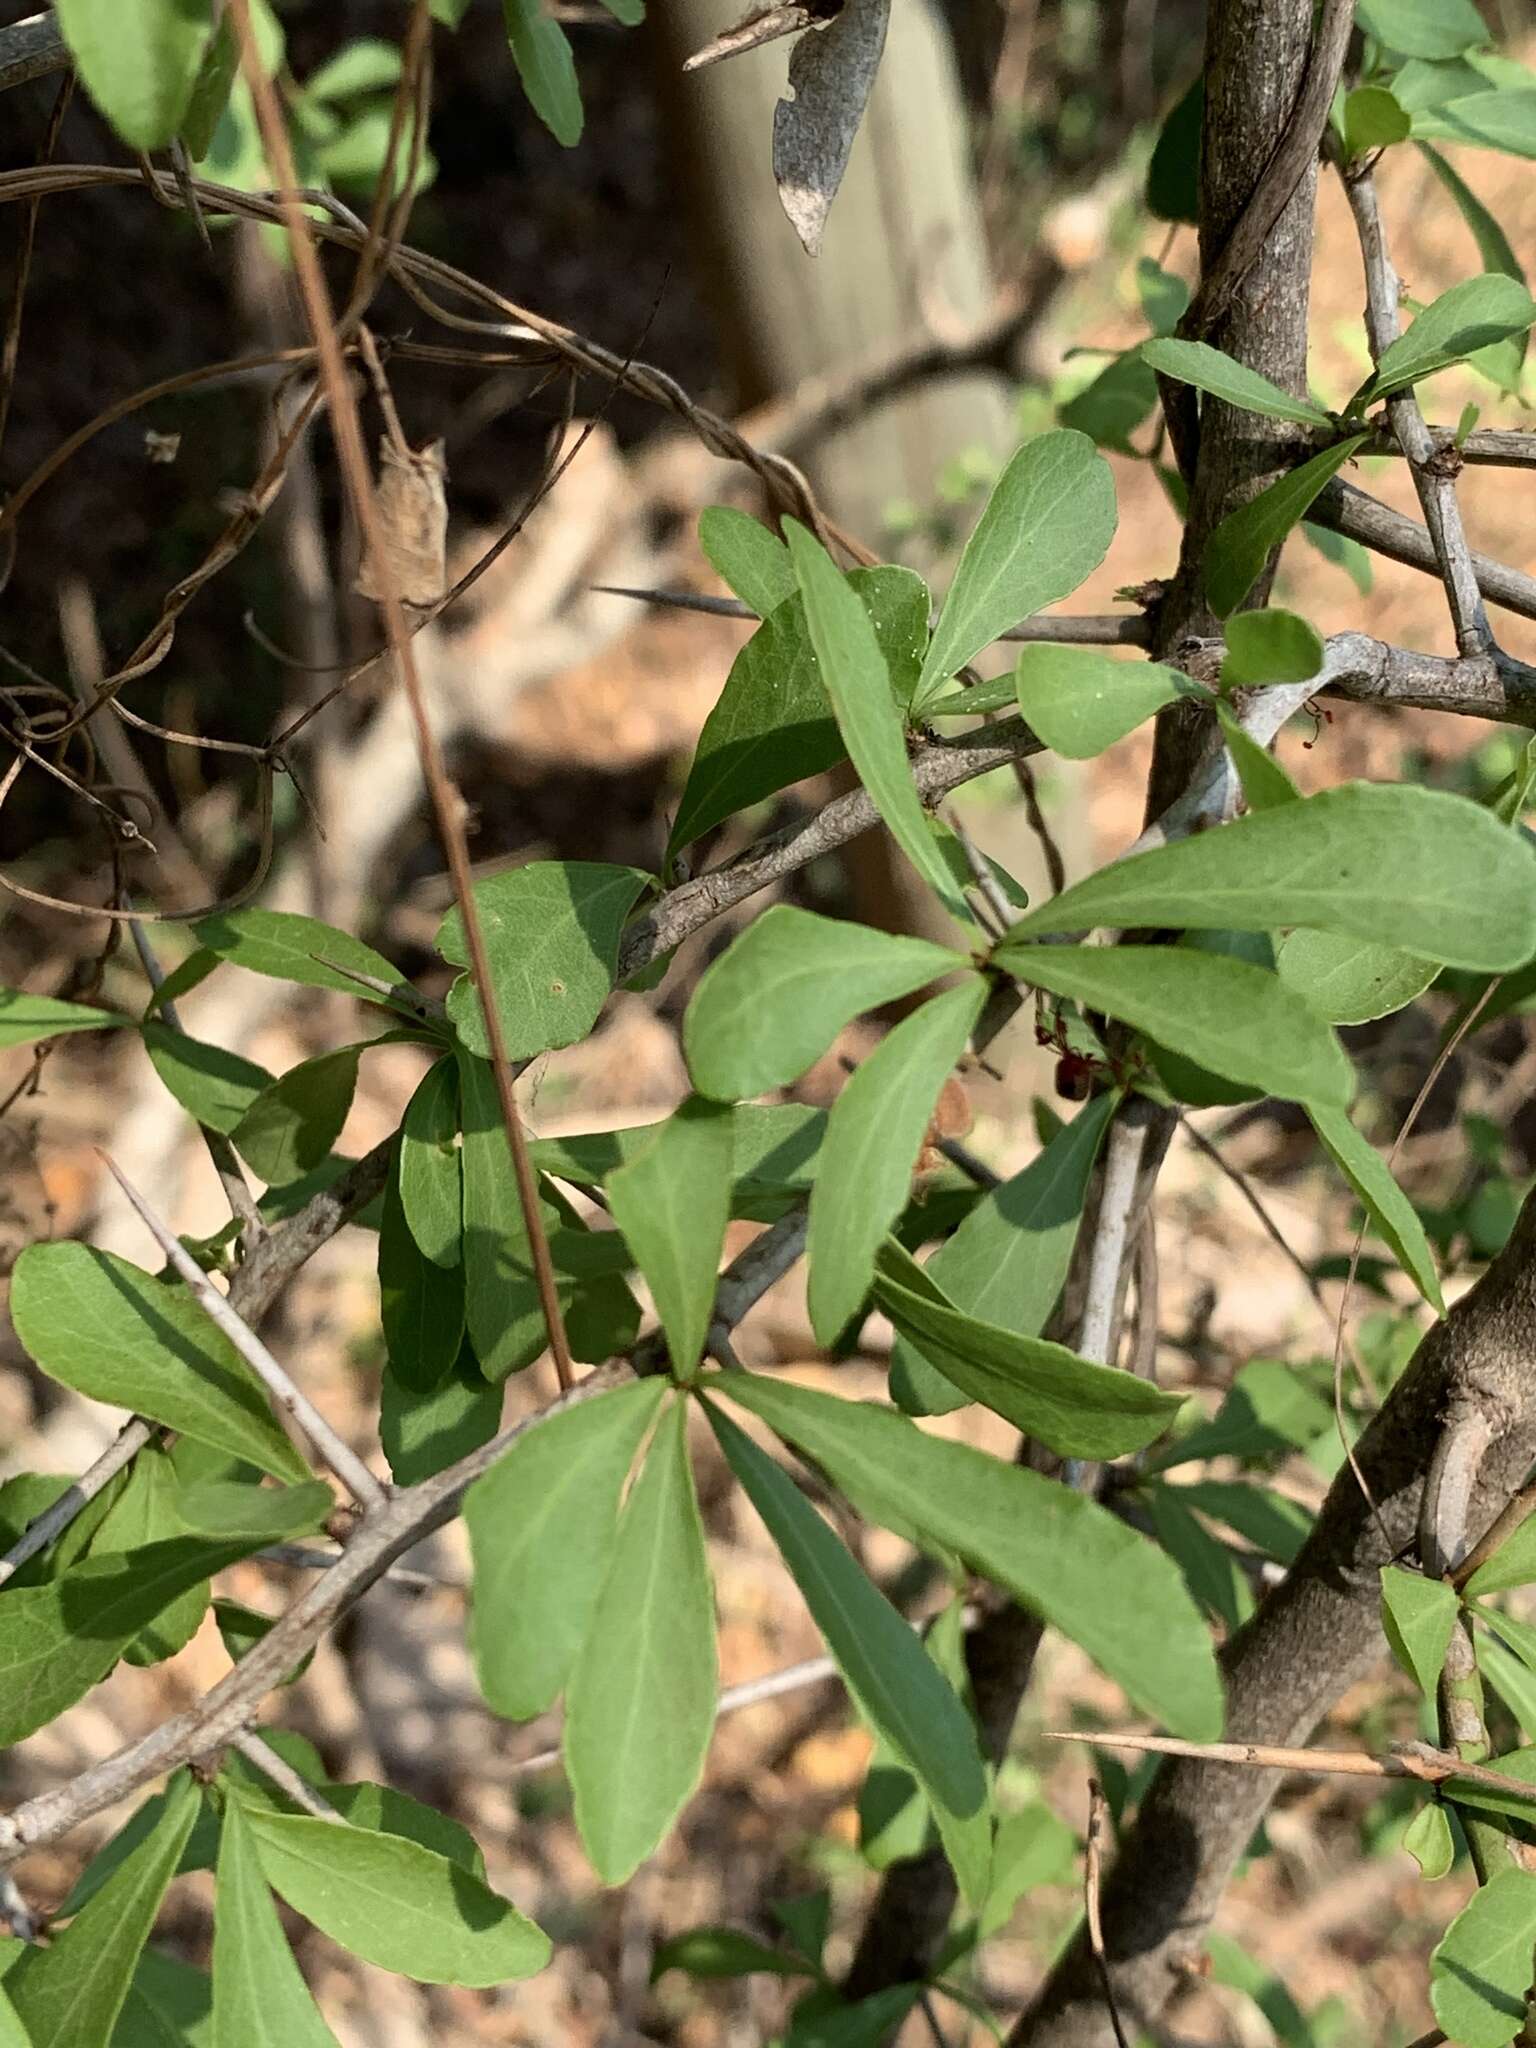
[
  {"left": 607, "top": 1097, "right": 735, "bottom": 1376},
  {"left": 1014, "top": 645, "right": 1193, "bottom": 759},
  {"left": 1139, "top": 339, "right": 1333, "bottom": 427}
]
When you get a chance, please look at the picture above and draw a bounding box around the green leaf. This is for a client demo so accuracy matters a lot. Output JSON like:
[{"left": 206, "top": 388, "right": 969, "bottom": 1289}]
[
  {"left": 890, "top": 1091, "right": 1115, "bottom": 1417},
  {"left": 466, "top": 1378, "right": 668, "bottom": 1720},
  {"left": 1146, "top": 1357, "right": 1331, "bottom": 1473},
  {"left": 440, "top": 862, "right": 650, "bottom": 1061},
  {"left": 179, "top": 8, "right": 239, "bottom": 157},
  {"left": 532, "top": 1100, "right": 827, "bottom": 1204},
  {"left": 807, "top": 981, "right": 986, "bottom": 1344},
  {"left": 302, "top": 38, "right": 401, "bottom": 102},
  {"left": 93, "top": 1445, "right": 210, "bottom": 1667},
  {"left": 1014, "top": 646, "right": 1192, "bottom": 759},
  {"left": 55, "top": 0, "right": 214, "bottom": 150},
  {"left": 237, "top": 1799, "right": 550, "bottom": 1985},
  {"left": 707, "top": 1403, "right": 991, "bottom": 1905},
  {"left": 1421, "top": 145, "right": 1528, "bottom": 284},
  {"left": 212, "top": 1800, "right": 340, "bottom": 2048},
  {"left": 873, "top": 1250, "right": 1182, "bottom": 1458},
  {"left": 1206, "top": 436, "right": 1371, "bottom": 617},
  {"left": 1308, "top": 1104, "right": 1444, "bottom": 1312},
  {"left": 1431, "top": 1868, "right": 1536, "bottom": 2048},
  {"left": 1001, "top": 782, "right": 1536, "bottom": 972},
  {"left": 716, "top": 1373, "right": 1223, "bottom": 1738},
  {"left": 1415, "top": 91, "right": 1536, "bottom": 160},
  {"left": 8, "top": 1771, "right": 199, "bottom": 2047},
  {"left": 1466, "top": 1516, "right": 1536, "bottom": 1598},
  {"left": 668, "top": 568, "right": 931, "bottom": 856},
  {"left": 11, "top": 1244, "right": 310, "bottom": 1483},
  {"left": 1058, "top": 354, "right": 1159, "bottom": 455},
  {"left": 142, "top": 1023, "right": 272, "bottom": 1136},
  {"left": 501, "top": 0, "right": 582, "bottom": 145},
  {"left": 651, "top": 1927, "right": 816, "bottom": 1983},
  {"left": 565, "top": 1400, "right": 717, "bottom": 1883},
  {"left": 0, "top": 989, "right": 122, "bottom": 1050},
  {"left": 596, "top": 0, "right": 643, "bottom": 19},
  {"left": 698, "top": 506, "right": 795, "bottom": 617},
  {"left": 379, "top": 1164, "right": 464, "bottom": 1391},
  {"left": 784, "top": 522, "right": 969, "bottom": 922},
  {"left": 1365, "top": 275, "right": 1536, "bottom": 400},
  {"left": 380, "top": 1346, "right": 498, "bottom": 1484},
  {"left": 683, "top": 906, "right": 969, "bottom": 1102},
  {"left": 1139, "top": 340, "right": 1332, "bottom": 427},
  {"left": 1380, "top": 1566, "right": 1459, "bottom": 1695},
  {"left": 607, "top": 1097, "right": 734, "bottom": 1376},
  {"left": 916, "top": 430, "right": 1117, "bottom": 701},
  {"left": 213, "top": 1600, "right": 313, "bottom": 1686},
  {"left": 0, "top": 1985, "right": 26, "bottom": 2048},
  {"left": 193, "top": 910, "right": 407, "bottom": 1008},
  {"left": 1219, "top": 608, "right": 1323, "bottom": 688},
  {"left": 120, "top": 1950, "right": 215, "bottom": 2048},
  {"left": 1161, "top": 1479, "right": 1312, "bottom": 1564},
  {"left": 398, "top": 1058, "right": 462, "bottom": 1267},
  {"left": 979, "top": 1803, "right": 1079, "bottom": 1938},
  {"left": 1147, "top": 76, "right": 1201, "bottom": 223},
  {"left": 1215, "top": 707, "right": 1301, "bottom": 812},
  {"left": 1144, "top": 1485, "right": 1253, "bottom": 1632},
  {"left": 1403, "top": 1799, "right": 1456, "bottom": 1880},
  {"left": 233, "top": 1048, "right": 361, "bottom": 1186},
  {"left": 1301, "top": 520, "right": 1374, "bottom": 594},
  {"left": 1357, "top": 0, "right": 1488, "bottom": 59},
  {"left": 1340, "top": 85, "right": 1411, "bottom": 157},
  {"left": 1277, "top": 928, "right": 1437, "bottom": 1023},
  {"left": 1137, "top": 257, "right": 1190, "bottom": 336},
  {"left": 457, "top": 1053, "right": 639, "bottom": 1377},
  {"left": 996, "top": 943, "right": 1353, "bottom": 1107}
]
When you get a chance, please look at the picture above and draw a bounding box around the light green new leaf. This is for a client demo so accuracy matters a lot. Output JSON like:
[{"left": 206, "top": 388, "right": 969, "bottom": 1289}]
[
  {"left": 891, "top": 1090, "right": 1116, "bottom": 1416},
  {"left": 1277, "top": 927, "right": 1437, "bottom": 1023},
  {"left": 1139, "top": 340, "right": 1332, "bottom": 427},
  {"left": 565, "top": 1400, "right": 717, "bottom": 1883},
  {"left": 0, "top": 989, "right": 122, "bottom": 1050},
  {"left": 916, "top": 431, "right": 1117, "bottom": 700},
  {"left": 142, "top": 1022, "right": 273, "bottom": 1136},
  {"left": 808, "top": 981, "right": 985, "bottom": 1344},
  {"left": 1380, "top": 1566, "right": 1459, "bottom": 1695},
  {"left": 466, "top": 1377, "right": 668, "bottom": 1720},
  {"left": 717, "top": 1373, "right": 1223, "bottom": 1737},
  {"left": 440, "top": 862, "right": 650, "bottom": 1061},
  {"left": 1205, "top": 435, "right": 1369, "bottom": 618},
  {"left": 1340, "top": 85, "right": 1411, "bottom": 158},
  {"left": 1466, "top": 1515, "right": 1536, "bottom": 1598},
  {"left": 1357, "top": 0, "right": 1488, "bottom": 58},
  {"left": 56, "top": 0, "right": 214, "bottom": 150},
  {"left": 233, "top": 1047, "right": 361, "bottom": 1186},
  {"left": 1431, "top": 1869, "right": 1536, "bottom": 2048},
  {"left": 398, "top": 1057, "right": 462, "bottom": 1267},
  {"left": 708, "top": 1403, "right": 991, "bottom": 1903},
  {"left": 11, "top": 1243, "right": 310, "bottom": 1482},
  {"left": 698, "top": 506, "right": 795, "bottom": 617},
  {"left": 1003, "top": 782, "right": 1536, "bottom": 972},
  {"left": 1215, "top": 708, "right": 1300, "bottom": 812},
  {"left": 194, "top": 909, "right": 409, "bottom": 1009},
  {"left": 874, "top": 1250, "right": 1181, "bottom": 1458},
  {"left": 683, "top": 906, "right": 969, "bottom": 1102},
  {"left": 1219, "top": 608, "right": 1323, "bottom": 688},
  {"left": 8, "top": 1771, "right": 198, "bottom": 2048},
  {"left": 1309, "top": 1104, "right": 1444, "bottom": 1311},
  {"left": 502, "top": 0, "right": 582, "bottom": 144},
  {"left": 997, "top": 942, "right": 1353, "bottom": 1106},
  {"left": 668, "top": 566, "right": 930, "bottom": 856},
  {"left": 213, "top": 1801, "right": 340, "bottom": 2048},
  {"left": 1402, "top": 1800, "right": 1456, "bottom": 1881},
  {"left": 784, "top": 522, "right": 969, "bottom": 922},
  {"left": 1014, "top": 646, "right": 1193, "bottom": 759},
  {"left": 238, "top": 1800, "right": 550, "bottom": 1985},
  {"left": 1364, "top": 273, "right": 1536, "bottom": 400},
  {"left": 607, "top": 1097, "right": 734, "bottom": 1375}
]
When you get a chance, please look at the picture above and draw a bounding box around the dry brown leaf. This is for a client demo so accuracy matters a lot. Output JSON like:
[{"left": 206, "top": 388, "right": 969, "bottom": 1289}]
[
  {"left": 354, "top": 435, "right": 448, "bottom": 610},
  {"left": 772, "top": 0, "right": 890, "bottom": 256}
]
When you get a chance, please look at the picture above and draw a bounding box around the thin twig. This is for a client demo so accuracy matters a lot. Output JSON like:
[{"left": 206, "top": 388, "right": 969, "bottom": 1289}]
[
  {"left": 1050, "top": 1729, "right": 1536, "bottom": 1802},
  {"left": 1086, "top": 1779, "right": 1132, "bottom": 2048},
  {"left": 227, "top": 0, "right": 575, "bottom": 1392},
  {"left": 100, "top": 1152, "right": 387, "bottom": 1512},
  {"left": 230, "top": 1729, "right": 346, "bottom": 1822},
  {"left": 592, "top": 584, "right": 1153, "bottom": 647},
  {"left": 0, "top": 1417, "right": 153, "bottom": 1587}
]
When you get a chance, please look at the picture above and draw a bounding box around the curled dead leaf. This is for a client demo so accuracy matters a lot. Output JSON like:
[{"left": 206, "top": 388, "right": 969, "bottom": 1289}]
[{"left": 354, "top": 435, "right": 448, "bottom": 611}]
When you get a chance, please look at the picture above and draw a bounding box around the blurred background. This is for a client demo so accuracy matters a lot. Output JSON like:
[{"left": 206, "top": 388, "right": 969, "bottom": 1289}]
[{"left": 5, "top": 2, "right": 1536, "bottom": 2042}]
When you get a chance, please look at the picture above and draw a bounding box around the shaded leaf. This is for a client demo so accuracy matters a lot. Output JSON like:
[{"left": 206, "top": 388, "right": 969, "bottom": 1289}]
[
  {"left": 1215, "top": 707, "right": 1301, "bottom": 812},
  {"left": 1403, "top": 1800, "right": 1456, "bottom": 1881},
  {"left": 466, "top": 1378, "right": 667, "bottom": 1720},
  {"left": 379, "top": 1165, "right": 465, "bottom": 1391},
  {"left": 1144, "top": 1359, "right": 1331, "bottom": 1473},
  {"left": 380, "top": 1346, "right": 499, "bottom": 1485},
  {"left": 1466, "top": 1515, "right": 1536, "bottom": 1598},
  {"left": 565, "top": 1401, "right": 717, "bottom": 1883},
  {"left": 142, "top": 1023, "right": 273, "bottom": 1136},
  {"left": 684, "top": 906, "right": 968, "bottom": 1102},
  {"left": 502, "top": 0, "right": 582, "bottom": 144},
  {"left": 916, "top": 431, "right": 1117, "bottom": 701},
  {"left": 1301, "top": 520, "right": 1374, "bottom": 594},
  {"left": 1147, "top": 77, "right": 1201, "bottom": 223},
  {"left": 398, "top": 1057, "right": 463, "bottom": 1268},
  {"left": 233, "top": 1048, "right": 361, "bottom": 1187},
  {"left": 1340, "top": 85, "right": 1411, "bottom": 157},
  {"left": 808, "top": 981, "right": 985, "bottom": 1343},
  {"left": 1309, "top": 1104, "right": 1444, "bottom": 1311},
  {"left": 651, "top": 1927, "right": 817, "bottom": 1984},
  {"left": 1059, "top": 354, "right": 1159, "bottom": 455},
  {"left": 607, "top": 1097, "right": 734, "bottom": 1376},
  {"left": 11, "top": 1243, "right": 311, "bottom": 1483},
  {"left": 1431, "top": 1868, "right": 1536, "bottom": 2048},
  {"left": 93, "top": 1445, "right": 210, "bottom": 1667},
  {"left": 1205, "top": 436, "right": 1369, "bottom": 618}
]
